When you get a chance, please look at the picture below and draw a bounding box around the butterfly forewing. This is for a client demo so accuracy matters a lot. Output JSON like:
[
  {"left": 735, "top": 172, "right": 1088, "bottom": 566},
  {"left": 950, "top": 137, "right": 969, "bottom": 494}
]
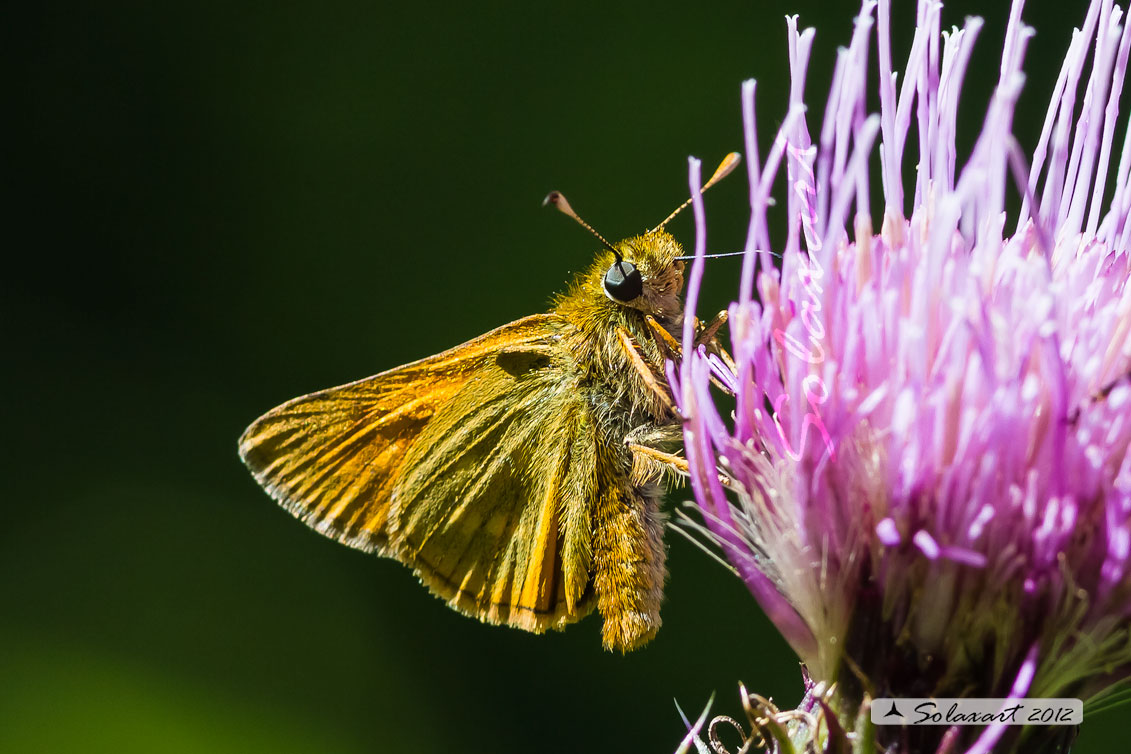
[
  {"left": 239, "top": 314, "right": 596, "bottom": 631},
  {"left": 237, "top": 376, "right": 430, "bottom": 553}
]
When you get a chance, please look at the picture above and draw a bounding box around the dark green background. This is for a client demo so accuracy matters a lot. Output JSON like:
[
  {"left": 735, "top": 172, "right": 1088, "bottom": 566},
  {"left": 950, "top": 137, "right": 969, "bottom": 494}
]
[{"left": 6, "top": 1, "right": 1121, "bottom": 752}]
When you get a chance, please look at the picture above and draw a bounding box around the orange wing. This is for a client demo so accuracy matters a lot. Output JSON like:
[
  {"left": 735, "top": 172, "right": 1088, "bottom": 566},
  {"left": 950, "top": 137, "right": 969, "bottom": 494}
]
[
  {"left": 387, "top": 354, "right": 598, "bottom": 630},
  {"left": 238, "top": 314, "right": 563, "bottom": 554},
  {"left": 239, "top": 313, "right": 596, "bottom": 632}
]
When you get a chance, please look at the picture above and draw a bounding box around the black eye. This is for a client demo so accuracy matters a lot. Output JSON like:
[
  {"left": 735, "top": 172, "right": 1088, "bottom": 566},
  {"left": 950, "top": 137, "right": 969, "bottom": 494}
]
[{"left": 603, "top": 261, "right": 643, "bottom": 303}]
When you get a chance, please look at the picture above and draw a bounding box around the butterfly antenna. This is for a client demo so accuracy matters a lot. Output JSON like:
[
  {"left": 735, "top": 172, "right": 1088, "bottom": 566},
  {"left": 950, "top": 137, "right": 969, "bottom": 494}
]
[
  {"left": 649, "top": 152, "right": 742, "bottom": 234},
  {"left": 543, "top": 191, "right": 625, "bottom": 263}
]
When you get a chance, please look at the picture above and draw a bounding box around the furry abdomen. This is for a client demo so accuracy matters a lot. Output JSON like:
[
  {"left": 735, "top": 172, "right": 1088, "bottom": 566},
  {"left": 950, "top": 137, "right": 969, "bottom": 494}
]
[{"left": 560, "top": 307, "right": 677, "bottom": 651}]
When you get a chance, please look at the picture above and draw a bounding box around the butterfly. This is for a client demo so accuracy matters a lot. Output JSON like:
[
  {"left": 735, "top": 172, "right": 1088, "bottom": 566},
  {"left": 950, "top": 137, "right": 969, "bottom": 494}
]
[{"left": 238, "top": 154, "right": 739, "bottom": 651}]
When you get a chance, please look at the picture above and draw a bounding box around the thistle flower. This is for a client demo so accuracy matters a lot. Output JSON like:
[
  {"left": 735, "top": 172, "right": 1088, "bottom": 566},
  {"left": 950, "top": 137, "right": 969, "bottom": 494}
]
[{"left": 676, "top": 1, "right": 1131, "bottom": 752}]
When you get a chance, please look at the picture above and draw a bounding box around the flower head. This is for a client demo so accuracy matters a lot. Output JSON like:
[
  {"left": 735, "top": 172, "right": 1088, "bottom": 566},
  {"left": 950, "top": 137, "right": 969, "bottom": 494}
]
[{"left": 677, "top": 0, "right": 1131, "bottom": 751}]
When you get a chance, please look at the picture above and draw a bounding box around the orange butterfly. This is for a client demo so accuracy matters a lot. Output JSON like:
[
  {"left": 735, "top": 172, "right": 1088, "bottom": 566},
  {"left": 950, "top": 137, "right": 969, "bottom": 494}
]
[{"left": 239, "top": 154, "right": 738, "bottom": 651}]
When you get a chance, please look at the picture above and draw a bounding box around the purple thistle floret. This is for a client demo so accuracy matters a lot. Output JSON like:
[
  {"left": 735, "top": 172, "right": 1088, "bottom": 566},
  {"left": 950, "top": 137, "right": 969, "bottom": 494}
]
[{"left": 677, "top": 0, "right": 1131, "bottom": 751}]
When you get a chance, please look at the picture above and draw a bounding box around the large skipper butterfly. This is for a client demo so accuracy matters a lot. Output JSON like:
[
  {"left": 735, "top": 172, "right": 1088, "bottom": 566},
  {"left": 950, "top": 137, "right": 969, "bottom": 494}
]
[{"left": 239, "top": 154, "right": 739, "bottom": 651}]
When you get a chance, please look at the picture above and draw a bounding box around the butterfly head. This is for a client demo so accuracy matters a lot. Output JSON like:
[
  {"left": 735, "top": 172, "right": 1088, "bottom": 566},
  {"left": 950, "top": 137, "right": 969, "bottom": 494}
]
[
  {"left": 544, "top": 152, "right": 738, "bottom": 320},
  {"left": 596, "top": 231, "right": 684, "bottom": 315}
]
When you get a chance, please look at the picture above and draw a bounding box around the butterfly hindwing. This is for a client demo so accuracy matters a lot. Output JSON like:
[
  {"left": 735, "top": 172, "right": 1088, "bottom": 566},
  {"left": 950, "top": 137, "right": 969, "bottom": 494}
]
[{"left": 388, "top": 353, "right": 597, "bottom": 630}]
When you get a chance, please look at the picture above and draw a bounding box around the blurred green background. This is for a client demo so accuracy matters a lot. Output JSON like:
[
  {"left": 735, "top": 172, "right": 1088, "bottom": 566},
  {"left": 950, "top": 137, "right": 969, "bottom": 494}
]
[{"left": 5, "top": 0, "right": 1121, "bottom": 752}]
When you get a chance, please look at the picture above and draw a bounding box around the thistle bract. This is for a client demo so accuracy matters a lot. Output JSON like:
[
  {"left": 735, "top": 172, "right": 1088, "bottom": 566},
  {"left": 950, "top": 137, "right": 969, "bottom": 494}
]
[{"left": 677, "top": 1, "right": 1131, "bottom": 751}]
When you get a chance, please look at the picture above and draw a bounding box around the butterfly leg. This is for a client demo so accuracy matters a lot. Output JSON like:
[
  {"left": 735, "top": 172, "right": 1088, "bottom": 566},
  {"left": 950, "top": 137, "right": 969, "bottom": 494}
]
[
  {"left": 624, "top": 423, "right": 733, "bottom": 489},
  {"left": 628, "top": 445, "right": 733, "bottom": 490},
  {"left": 696, "top": 310, "right": 728, "bottom": 348},
  {"left": 1068, "top": 367, "right": 1131, "bottom": 424},
  {"left": 693, "top": 312, "right": 738, "bottom": 377},
  {"left": 1095, "top": 367, "right": 1131, "bottom": 401},
  {"left": 629, "top": 443, "right": 687, "bottom": 482},
  {"left": 615, "top": 326, "right": 675, "bottom": 415},
  {"left": 644, "top": 311, "right": 728, "bottom": 354},
  {"left": 624, "top": 423, "right": 682, "bottom": 483},
  {"left": 644, "top": 315, "right": 681, "bottom": 363},
  {"left": 645, "top": 312, "right": 736, "bottom": 389}
]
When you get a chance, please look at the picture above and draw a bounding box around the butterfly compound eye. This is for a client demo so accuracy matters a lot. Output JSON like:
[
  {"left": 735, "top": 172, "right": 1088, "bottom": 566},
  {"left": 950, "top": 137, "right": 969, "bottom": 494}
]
[{"left": 603, "top": 261, "right": 643, "bottom": 303}]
